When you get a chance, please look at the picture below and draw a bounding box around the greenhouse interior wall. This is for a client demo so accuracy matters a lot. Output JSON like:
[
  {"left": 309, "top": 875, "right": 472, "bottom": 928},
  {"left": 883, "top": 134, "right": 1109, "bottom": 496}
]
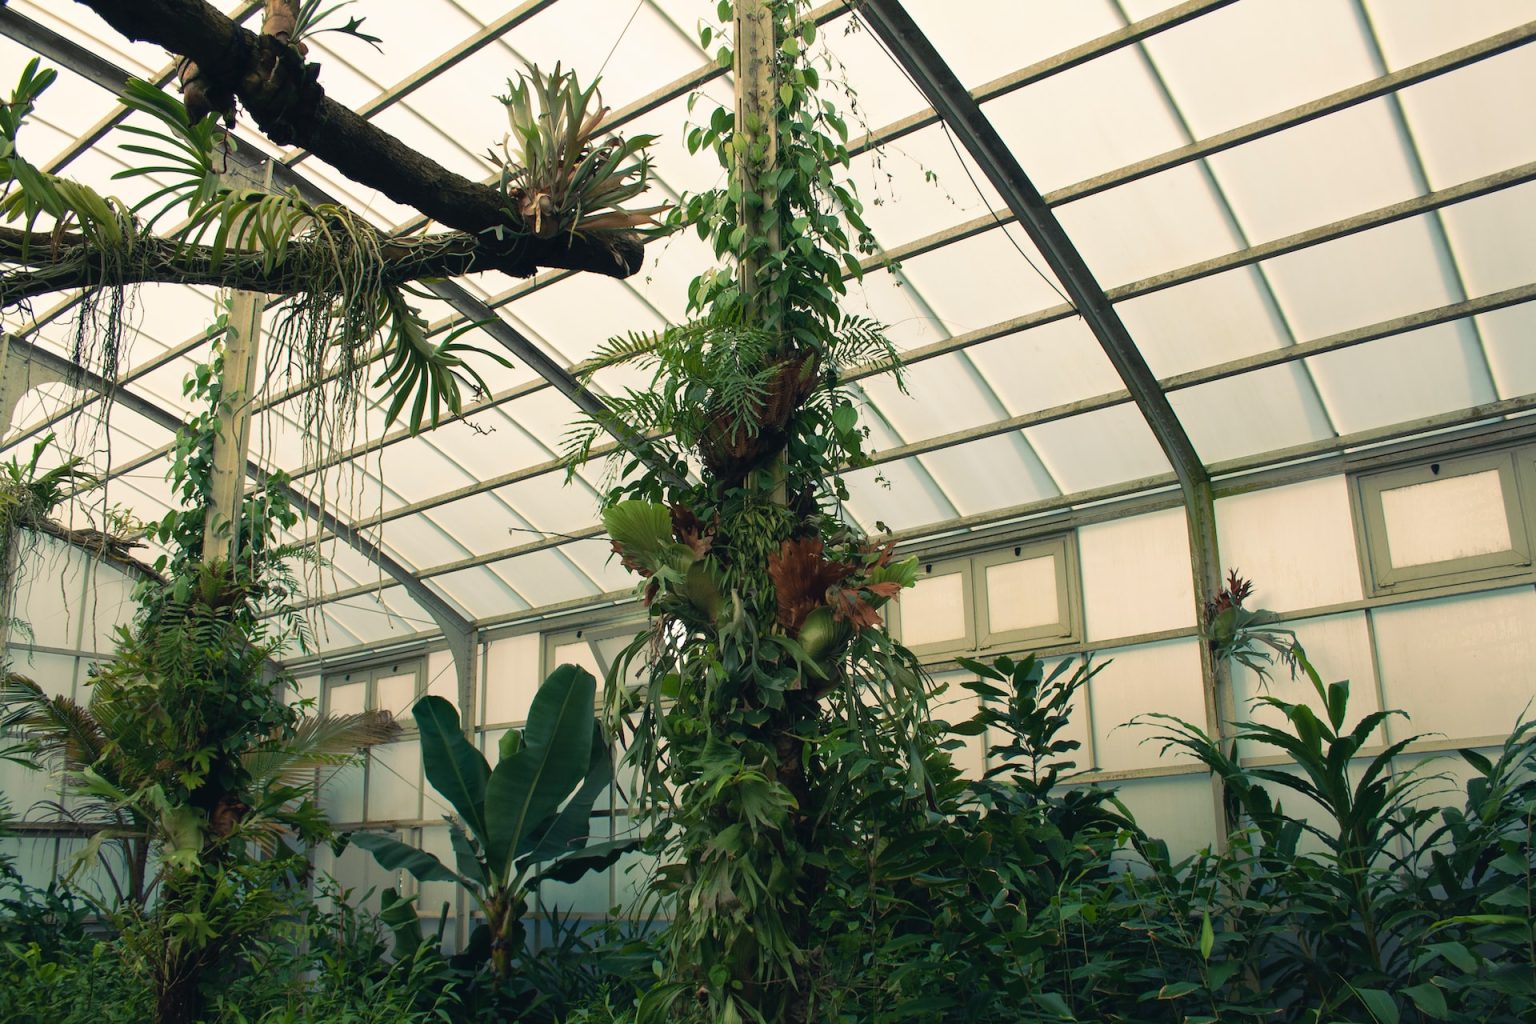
[{"left": 8, "top": 415, "right": 1536, "bottom": 946}]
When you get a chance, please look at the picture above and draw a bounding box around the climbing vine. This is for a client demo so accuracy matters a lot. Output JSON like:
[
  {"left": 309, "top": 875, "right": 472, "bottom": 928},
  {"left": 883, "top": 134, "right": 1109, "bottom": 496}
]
[{"left": 567, "top": 3, "right": 929, "bottom": 1022}]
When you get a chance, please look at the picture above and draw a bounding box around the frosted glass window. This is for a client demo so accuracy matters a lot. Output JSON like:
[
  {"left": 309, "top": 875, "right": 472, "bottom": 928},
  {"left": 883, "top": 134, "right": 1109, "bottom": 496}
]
[
  {"left": 375, "top": 672, "right": 419, "bottom": 717},
  {"left": 483, "top": 633, "right": 540, "bottom": 725},
  {"left": 985, "top": 556, "right": 1059, "bottom": 634},
  {"left": 900, "top": 572, "right": 967, "bottom": 648},
  {"left": 327, "top": 681, "right": 366, "bottom": 716},
  {"left": 553, "top": 641, "right": 603, "bottom": 679},
  {"left": 1380, "top": 471, "right": 1511, "bottom": 567}
]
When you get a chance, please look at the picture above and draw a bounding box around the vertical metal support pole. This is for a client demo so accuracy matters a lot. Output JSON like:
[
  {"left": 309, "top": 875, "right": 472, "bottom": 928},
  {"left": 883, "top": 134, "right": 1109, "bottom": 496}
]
[{"left": 1187, "top": 480, "right": 1236, "bottom": 842}]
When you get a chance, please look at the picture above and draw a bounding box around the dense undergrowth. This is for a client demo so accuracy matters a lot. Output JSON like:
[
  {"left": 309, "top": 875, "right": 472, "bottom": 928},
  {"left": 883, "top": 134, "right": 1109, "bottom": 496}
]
[{"left": 3, "top": 643, "right": 1533, "bottom": 1023}]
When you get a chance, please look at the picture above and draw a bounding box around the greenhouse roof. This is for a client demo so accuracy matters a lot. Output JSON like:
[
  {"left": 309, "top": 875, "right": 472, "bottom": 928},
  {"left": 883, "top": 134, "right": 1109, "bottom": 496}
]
[{"left": 2, "top": 0, "right": 1534, "bottom": 657}]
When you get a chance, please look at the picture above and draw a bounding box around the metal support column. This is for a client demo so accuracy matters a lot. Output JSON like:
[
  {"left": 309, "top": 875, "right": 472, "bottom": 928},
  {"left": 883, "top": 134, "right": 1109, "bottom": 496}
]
[{"left": 860, "top": 0, "right": 1236, "bottom": 836}]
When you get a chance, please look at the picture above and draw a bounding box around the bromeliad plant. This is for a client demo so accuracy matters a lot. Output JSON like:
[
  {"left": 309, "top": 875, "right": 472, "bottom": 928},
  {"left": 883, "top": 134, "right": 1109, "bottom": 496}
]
[
  {"left": 352, "top": 664, "right": 632, "bottom": 985},
  {"left": 491, "top": 64, "right": 666, "bottom": 240}
]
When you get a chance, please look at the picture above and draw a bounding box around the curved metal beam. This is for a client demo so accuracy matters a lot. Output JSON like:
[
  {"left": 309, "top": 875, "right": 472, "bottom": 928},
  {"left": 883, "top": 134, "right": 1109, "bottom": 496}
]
[{"left": 2, "top": 333, "right": 474, "bottom": 659}]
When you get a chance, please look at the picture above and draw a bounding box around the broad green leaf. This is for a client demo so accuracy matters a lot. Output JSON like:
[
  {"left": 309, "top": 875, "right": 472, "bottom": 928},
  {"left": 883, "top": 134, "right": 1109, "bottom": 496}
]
[
  {"left": 520, "top": 722, "right": 611, "bottom": 862},
  {"left": 1353, "top": 986, "right": 1400, "bottom": 1024},
  {"left": 412, "top": 695, "right": 491, "bottom": 843},
  {"left": 1199, "top": 910, "right": 1214, "bottom": 961},
  {"left": 528, "top": 836, "right": 638, "bottom": 886},
  {"left": 351, "top": 831, "right": 459, "bottom": 883},
  {"left": 601, "top": 500, "right": 673, "bottom": 566},
  {"left": 1403, "top": 983, "right": 1449, "bottom": 1020},
  {"left": 484, "top": 665, "right": 597, "bottom": 876}
]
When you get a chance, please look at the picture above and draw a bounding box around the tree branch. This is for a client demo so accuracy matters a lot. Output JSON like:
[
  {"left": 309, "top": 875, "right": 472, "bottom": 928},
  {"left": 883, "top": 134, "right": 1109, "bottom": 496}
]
[
  {"left": 69, "top": 0, "right": 645, "bottom": 280},
  {"left": 0, "top": 223, "right": 635, "bottom": 306}
]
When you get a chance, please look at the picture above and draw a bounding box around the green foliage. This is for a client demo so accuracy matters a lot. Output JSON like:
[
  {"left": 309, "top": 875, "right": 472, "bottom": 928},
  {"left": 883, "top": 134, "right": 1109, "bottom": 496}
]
[
  {"left": 491, "top": 63, "right": 664, "bottom": 239},
  {"left": 352, "top": 664, "right": 633, "bottom": 993},
  {"left": 0, "top": 878, "right": 458, "bottom": 1024}
]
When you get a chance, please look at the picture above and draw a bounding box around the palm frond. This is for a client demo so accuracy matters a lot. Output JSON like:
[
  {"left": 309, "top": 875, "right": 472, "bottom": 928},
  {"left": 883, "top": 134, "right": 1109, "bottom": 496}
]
[{"left": 243, "top": 709, "right": 402, "bottom": 791}]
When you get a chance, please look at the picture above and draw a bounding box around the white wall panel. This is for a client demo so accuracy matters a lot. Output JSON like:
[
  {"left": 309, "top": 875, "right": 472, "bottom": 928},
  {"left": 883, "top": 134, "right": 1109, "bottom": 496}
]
[
  {"left": 1233, "top": 612, "right": 1381, "bottom": 734},
  {"left": 6, "top": 650, "right": 79, "bottom": 701},
  {"left": 483, "top": 633, "right": 540, "bottom": 725},
  {"left": 1216, "top": 476, "right": 1364, "bottom": 610},
  {"left": 426, "top": 649, "right": 457, "bottom": 703},
  {"left": 1111, "top": 774, "right": 1219, "bottom": 862},
  {"left": 1079, "top": 508, "right": 1195, "bottom": 641},
  {"left": 366, "top": 741, "right": 422, "bottom": 823},
  {"left": 317, "top": 762, "right": 365, "bottom": 826},
  {"left": 1371, "top": 587, "right": 1536, "bottom": 742},
  {"left": 1087, "top": 639, "right": 1205, "bottom": 773}
]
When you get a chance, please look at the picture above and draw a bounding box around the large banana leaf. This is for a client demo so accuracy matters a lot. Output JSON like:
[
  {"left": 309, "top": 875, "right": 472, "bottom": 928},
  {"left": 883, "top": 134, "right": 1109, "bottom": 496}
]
[
  {"left": 483, "top": 664, "right": 596, "bottom": 877},
  {"left": 413, "top": 696, "right": 491, "bottom": 842},
  {"left": 519, "top": 722, "right": 612, "bottom": 863},
  {"left": 350, "top": 831, "right": 459, "bottom": 884}
]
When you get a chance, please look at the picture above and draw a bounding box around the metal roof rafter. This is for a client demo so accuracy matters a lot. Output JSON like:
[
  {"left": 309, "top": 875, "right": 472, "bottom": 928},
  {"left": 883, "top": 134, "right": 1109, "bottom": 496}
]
[{"left": 856, "top": 0, "right": 1207, "bottom": 493}]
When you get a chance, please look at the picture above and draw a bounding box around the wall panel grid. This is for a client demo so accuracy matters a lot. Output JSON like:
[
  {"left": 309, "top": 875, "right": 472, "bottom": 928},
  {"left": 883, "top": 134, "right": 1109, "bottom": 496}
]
[
  {"left": 1353, "top": 442, "right": 1536, "bottom": 595},
  {"left": 887, "top": 533, "right": 1082, "bottom": 657}
]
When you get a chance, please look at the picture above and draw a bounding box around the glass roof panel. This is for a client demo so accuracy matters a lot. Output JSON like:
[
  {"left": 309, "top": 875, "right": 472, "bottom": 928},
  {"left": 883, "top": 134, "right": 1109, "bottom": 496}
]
[
  {"left": 985, "top": 47, "right": 1188, "bottom": 195},
  {"left": 1023, "top": 404, "right": 1170, "bottom": 494},
  {"left": 1205, "top": 99, "right": 1420, "bottom": 243},
  {"left": 1261, "top": 216, "right": 1460, "bottom": 340},
  {"left": 1170, "top": 364, "right": 1334, "bottom": 465},
  {"left": 1305, "top": 321, "right": 1495, "bottom": 435},
  {"left": 1363, "top": 0, "right": 1536, "bottom": 69},
  {"left": 1123, "top": 0, "right": 1378, "bottom": 139},
  {"left": 916, "top": 433, "right": 1059, "bottom": 517},
  {"left": 964, "top": 316, "right": 1123, "bottom": 412},
  {"left": 902, "top": 0, "right": 1125, "bottom": 92},
  {"left": 1056, "top": 163, "right": 1241, "bottom": 286},
  {"left": 1115, "top": 268, "right": 1291, "bottom": 377},
  {"left": 1478, "top": 304, "right": 1536, "bottom": 399}
]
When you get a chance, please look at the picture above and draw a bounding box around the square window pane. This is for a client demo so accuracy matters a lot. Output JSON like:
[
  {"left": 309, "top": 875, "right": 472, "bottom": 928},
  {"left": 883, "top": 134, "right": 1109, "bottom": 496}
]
[
  {"left": 900, "top": 572, "right": 966, "bottom": 648},
  {"left": 375, "top": 672, "right": 418, "bottom": 717},
  {"left": 1380, "top": 470, "right": 1510, "bottom": 567},
  {"left": 327, "top": 680, "right": 366, "bottom": 716},
  {"left": 986, "top": 556, "right": 1060, "bottom": 634}
]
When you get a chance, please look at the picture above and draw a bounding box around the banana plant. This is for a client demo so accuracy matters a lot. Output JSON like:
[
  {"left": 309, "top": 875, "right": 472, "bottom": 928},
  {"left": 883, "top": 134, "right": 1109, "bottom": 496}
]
[{"left": 352, "top": 664, "right": 632, "bottom": 980}]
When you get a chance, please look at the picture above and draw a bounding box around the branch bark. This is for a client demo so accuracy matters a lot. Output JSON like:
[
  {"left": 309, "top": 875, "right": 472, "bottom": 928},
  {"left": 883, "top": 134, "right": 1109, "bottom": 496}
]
[
  {"left": 67, "top": 0, "right": 644, "bottom": 280},
  {"left": 0, "top": 222, "right": 632, "bottom": 306}
]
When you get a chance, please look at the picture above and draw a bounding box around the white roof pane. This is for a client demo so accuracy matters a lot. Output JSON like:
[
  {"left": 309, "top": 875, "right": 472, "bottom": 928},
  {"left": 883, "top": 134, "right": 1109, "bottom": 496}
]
[
  {"left": 987, "top": 47, "right": 1188, "bottom": 195},
  {"left": 1439, "top": 184, "right": 1536, "bottom": 297},
  {"left": 1124, "top": 0, "right": 1378, "bottom": 139},
  {"left": 1477, "top": 304, "right": 1536, "bottom": 399},
  {"left": 1024, "top": 405, "right": 1170, "bottom": 494},
  {"left": 1305, "top": 321, "right": 1495, "bottom": 435},
  {"left": 841, "top": 459, "right": 955, "bottom": 534},
  {"left": 1116, "top": 268, "right": 1290, "bottom": 377},
  {"left": 902, "top": 0, "right": 1124, "bottom": 91},
  {"left": 1261, "top": 216, "right": 1458, "bottom": 340},
  {"left": 893, "top": 230, "right": 1069, "bottom": 335},
  {"left": 1396, "top": 47, "right": 1536, "bottom": 188},
  {"left": 1171, "top": 364, "right": 1333, "bottom": 465},
  {"left": 1058, "top": 163, "right": 1241, "bottom": 286},
  {"left": 1364, "top": 0, "right": 1536, "bottom": 69},
  {"left": 431, "top": 567, "right": 528, "bottom": 620},
  {"left": 1206, "top": 100, "right": 1419, "bottom": 243},
  {"left": 965, "top": 317, "right": 1122, "bottom": 411},
  {"left": 488, "top": 548, "right": 602, "bottom": 608},
  {"left": 917, "top": 435, "right": 1059, "bottom": 516}
]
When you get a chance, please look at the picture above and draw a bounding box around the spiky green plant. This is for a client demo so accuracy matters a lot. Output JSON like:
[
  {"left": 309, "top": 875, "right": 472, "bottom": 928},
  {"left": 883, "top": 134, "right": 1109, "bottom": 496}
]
[{"left": 492, "top": 63, "right": 666, "bottom": 240}]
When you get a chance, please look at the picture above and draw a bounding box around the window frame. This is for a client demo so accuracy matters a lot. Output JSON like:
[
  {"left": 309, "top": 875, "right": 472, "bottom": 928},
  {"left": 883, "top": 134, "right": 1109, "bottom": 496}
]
[
  {"left": 323, "top": 657, "right": 426, "bottom": 727},
  {"left": 1353, "top": 450, "right": 1531, "bottom": 597},
  {"left": 887, "top": 533, "right": 1082, "bottom": 658}
]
